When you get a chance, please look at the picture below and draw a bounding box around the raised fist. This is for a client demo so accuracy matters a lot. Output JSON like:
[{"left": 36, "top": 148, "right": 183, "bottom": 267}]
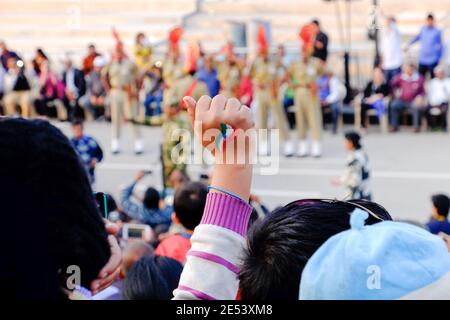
[{"left": 183, "top": 95, "right": 255, "bottom": 156}]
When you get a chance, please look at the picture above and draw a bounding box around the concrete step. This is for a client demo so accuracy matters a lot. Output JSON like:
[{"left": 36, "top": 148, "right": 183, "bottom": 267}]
[
  {"left": 0, "top": 0, "right": 196, "bottom": 13},
  {"left": 0, "top": 12, "right": 186, "bottom": 26}
]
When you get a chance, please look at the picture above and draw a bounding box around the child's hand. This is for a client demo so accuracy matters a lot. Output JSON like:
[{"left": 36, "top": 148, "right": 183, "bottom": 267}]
[
  {"left": 183, "top": 94, "right": 254, "bottom": 202},
  {"left": 183, "top": 95, "right": 254, "bottom": 160},
  {"left": 183, "top": 95, "right": 254, "bottom": 137}
]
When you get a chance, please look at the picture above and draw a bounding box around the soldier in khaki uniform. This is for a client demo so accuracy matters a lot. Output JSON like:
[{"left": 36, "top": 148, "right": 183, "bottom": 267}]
[
  {"left": 161, "top": 71, "right": 208, "bottom": 186},
  {"left": 216, "top": 42, "right": 243, "bottom": 99},
  {"left": 162, "top": 48, "right": 185, "bottom": 111},
  {"left": 103, "top": 47, "right": 143, "bottom": 154},
  {"left": 288, "top": 46, "right": 323, "bottom": 157},
  {"left": 250, "top": 49, "right": 289, "bottom": 155}
]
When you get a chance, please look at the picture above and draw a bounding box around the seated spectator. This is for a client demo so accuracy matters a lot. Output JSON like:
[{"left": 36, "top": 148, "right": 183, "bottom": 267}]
[
  {"left": 122, "top": 256, "right": 183, "bottom": 300},
  {"left": 121, "top": 171, "right": 172, "bottom": 229},
  {"left": 173, "top": 95, "right": 391, "bottom": 301},
  {"left": 300, "top": 210, "right": 450, "bottom": 299},
  {"left": 156, "top": 182, "right": 207, "bottom": 264},
  {"left": 389, "top": 63, "right": 426, "bottom": 133},
  {"left": 426, "top": 65, "right": 450, "bottom": 130},
  {"left": 32, "top": 48, "right": 49, "bottom": 76},
  {"left": 3, "top": 56, "right": 33, "bottom": 118},
  {"left": 359, "top": 67, "right": 390, "bottom": 130},
  {"left": 80, "top": 56, "right": 108, "bottom": 120},
  {"left": 0, "top": 40, "right": 19, "bottom": 71},
  {"left": 82, "top": 44, "right": 100, "bottom": 75},
  {"left": 34, "top": 59, "right": 63, "bottom": 118},
  {"left": 0, "top": 118, "right": 120, "bottom": 299},
  {"left": 62, "top": 57, "right": 86, "bottom": 121},
  {"left": 70, "top": 119, "right": 103, "bottom": 185},
  {"left": 426, "top": 194, "right": 450, "bottom": 235},
  {"left": 143, "top": 63, "right": 164, "bottom": 117},
  {"left": 317, "top": 67, "right": 345, "bottom": 134}
]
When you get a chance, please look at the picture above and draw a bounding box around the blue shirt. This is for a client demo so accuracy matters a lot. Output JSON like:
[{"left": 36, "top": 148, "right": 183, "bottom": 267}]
[
  {"left": 121, "top": 182, "right": 172, "bottom": 228},
  {"left": 317, "top": 75, "right": 331, "bottom": 102},
  {"left": 411, "top": 26, "right": 443, "bottom": 65},
  {"left": 426, "top": 218, "right": 450, "bottom": 235},
  {"left": 71, "top": 135, "right": 103, "bottom": 182},
  {"left": 197, "top": 68, "right": 220, "bottom": 97}
]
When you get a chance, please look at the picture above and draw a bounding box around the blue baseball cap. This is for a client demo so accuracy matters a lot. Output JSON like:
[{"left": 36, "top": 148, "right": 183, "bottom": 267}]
[{"left": 299, "top": 209, "right": 450, "bottom": 300}]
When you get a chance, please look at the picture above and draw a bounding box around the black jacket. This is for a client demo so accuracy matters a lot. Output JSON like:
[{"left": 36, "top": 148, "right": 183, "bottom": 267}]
[{"left": 62, "top": 68, "right": 86, "bottom": 97}]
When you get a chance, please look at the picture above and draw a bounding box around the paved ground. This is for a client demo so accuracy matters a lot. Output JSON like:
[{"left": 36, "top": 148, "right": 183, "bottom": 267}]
[{"left": 55, "top": 121, "right": 450, "bottom": 224}]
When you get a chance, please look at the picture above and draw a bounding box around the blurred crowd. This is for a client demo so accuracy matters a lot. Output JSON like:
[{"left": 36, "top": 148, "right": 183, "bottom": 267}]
[
  {"left": 1, "top": 11, "right": 450, "bottom": 301},
  {"left": 1, "top": 115, "right": 449, "bottom": 300},
  {"left": 1, "top": 13, "right": 449, "bottom": 158}
]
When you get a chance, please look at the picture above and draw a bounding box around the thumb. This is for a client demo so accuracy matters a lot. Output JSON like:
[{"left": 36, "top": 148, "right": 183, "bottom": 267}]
[{"left": 183, "top": 96, "right": 197, "bottom": 125}]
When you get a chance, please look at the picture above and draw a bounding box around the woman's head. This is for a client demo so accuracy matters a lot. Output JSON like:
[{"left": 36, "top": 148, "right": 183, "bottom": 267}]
[
  {"left": 135, "top": 32, "right": 146, "bottom": 45},
  {"left": 122, "top": 256, "right": 183, "bottom": 300},
  {"left": 143, "top": 187, "right": 160, "bottom": 210},
  {"left": 239, "top": 199, "right": 392, "bottom": 300},
  {"left": 0, "top": 119, "right": 110, "bottom": 299},
  {"left": 35, "top": 48, "right": 48, "bottom": 64}
]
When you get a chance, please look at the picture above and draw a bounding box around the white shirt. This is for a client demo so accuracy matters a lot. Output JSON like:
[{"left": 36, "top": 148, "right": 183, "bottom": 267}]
[
  {"left": 65, "top": 68, "right": 78, "bottom": 97},
  {"left": 325, "top": 76, "right": 346, "bottom": 104},
  {"left": 3, "top": 69, "right": 18, "bottom": 93},
  {"left": 427, "top": 77, "right": 450, "bottom": 106},
  {"left": 381, "top": 23, "right": 403, "bottom": 70}
]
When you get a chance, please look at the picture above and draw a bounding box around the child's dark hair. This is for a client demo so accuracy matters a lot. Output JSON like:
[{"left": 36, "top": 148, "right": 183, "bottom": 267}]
[
  {"left": 432, "top": 194, "right": 450, "bottom": 218},
  {"left": 143, "top": 187, "right": 160, "bottom": 210},
  {"left": 0, "top": 118, "right": 110, "bottom": 299},
  {"left": 71, "top": 118, "right": 84, "bottom": 127},
  {"left": 239, "top": 200, "right": 392, "bottom": 300},
  {"left": 122, "top": 256, "right": 183, "bottom": 300},
  {"left": 173, "top": 182, "right": 207, "bottom": 230},
  {"left": 345, "top": 131, "right": 362, "bottom": 149}
]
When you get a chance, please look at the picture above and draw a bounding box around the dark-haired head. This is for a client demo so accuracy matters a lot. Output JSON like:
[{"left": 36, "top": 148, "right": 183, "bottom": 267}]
[
  {"left": 122, "top": 256, "right": 183, "bottom": 300},
  {"left": 432, "top": 194, "right": 450, "bottom": 218},
  {"left": 173, "top": 182, "right": 207, "bottom": 231},
  {"left": 239, "top": 200, "right": 392, "bottom": 300},
  {"left": 0, "top": 118, "right": 110, "bottom": 299},
  {"left": 71, "top": 119, "right": 84, "bottom": 139},
  {"left": 36, "top": 48, "right": 48, "bottom": 60},
  {"left": 345, "top": 131, "right": 362, "bottom": 150},
  {"left": 426, "top": 13, "right": 435, "bottom": 27},
  {"left": 143, "top": 187, "right": 160, "bottom": 210}
]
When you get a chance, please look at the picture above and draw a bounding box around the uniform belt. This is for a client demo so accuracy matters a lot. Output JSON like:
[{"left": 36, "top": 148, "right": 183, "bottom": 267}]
[{"left": 295, "top": 84, "right": 311, "bottom": 89}]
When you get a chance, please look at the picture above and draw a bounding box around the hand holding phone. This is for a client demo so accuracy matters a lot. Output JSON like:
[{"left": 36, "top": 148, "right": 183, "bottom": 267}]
[{"left": 122, "top": 223, "right": 153, "bottom": 242}]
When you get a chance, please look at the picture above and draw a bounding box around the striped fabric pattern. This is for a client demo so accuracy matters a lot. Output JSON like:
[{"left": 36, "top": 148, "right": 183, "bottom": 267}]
[{"left": 173, "top": 192, "right": 252, "bottom": 300}]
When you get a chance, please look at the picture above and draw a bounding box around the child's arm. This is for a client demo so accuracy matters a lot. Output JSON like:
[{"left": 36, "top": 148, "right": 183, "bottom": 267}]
[{"left": 173, "top": 95, "right": 255, "bottom": 300}]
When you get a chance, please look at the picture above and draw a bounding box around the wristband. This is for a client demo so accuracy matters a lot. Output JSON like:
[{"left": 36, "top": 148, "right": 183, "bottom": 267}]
[{"left": 207, "top": 185, "right": 246, "bottom": 203}]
